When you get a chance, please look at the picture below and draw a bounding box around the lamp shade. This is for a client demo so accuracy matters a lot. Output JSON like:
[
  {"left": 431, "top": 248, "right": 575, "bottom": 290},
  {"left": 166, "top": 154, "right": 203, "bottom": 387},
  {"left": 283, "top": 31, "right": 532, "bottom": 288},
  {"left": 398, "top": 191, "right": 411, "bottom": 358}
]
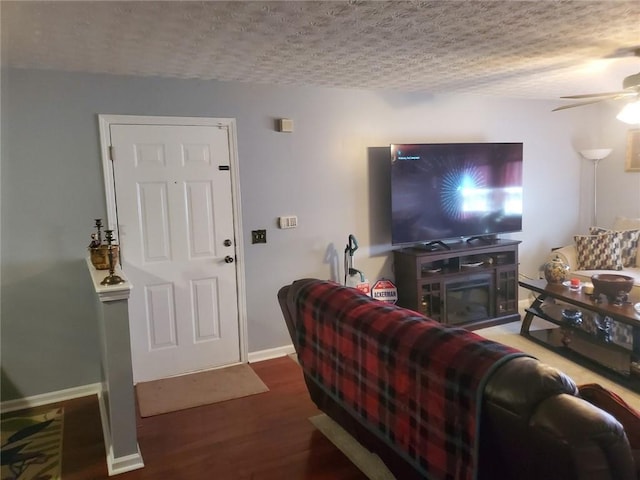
[
  {"left": 617, "top": 100, "right": 640, "bottom": 125},
  {"left": 579, "top": 148, "right": 612, "bottom": 161}
]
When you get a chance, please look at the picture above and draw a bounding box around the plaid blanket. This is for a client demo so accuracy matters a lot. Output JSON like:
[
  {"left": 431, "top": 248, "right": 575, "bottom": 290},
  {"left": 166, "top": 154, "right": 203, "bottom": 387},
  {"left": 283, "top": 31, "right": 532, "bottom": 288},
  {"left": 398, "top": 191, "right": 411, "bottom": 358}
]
[{"left": 294, "top": 279, "right": 527, "bottom": 480}]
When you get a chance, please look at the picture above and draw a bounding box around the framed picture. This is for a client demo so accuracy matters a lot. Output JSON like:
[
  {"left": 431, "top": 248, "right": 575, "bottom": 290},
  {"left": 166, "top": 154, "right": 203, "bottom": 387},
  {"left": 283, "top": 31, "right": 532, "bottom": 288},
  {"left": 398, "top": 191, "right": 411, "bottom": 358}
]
[{"left": 625, "top": 129, "right": 640, "bottom": 172}]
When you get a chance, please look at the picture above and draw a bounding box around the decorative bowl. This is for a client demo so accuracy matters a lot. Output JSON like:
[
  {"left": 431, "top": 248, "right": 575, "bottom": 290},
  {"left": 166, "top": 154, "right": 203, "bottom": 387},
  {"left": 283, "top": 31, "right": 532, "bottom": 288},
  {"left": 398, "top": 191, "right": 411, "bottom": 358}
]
[
  {"left": 590, "top": 274, "right": 634, "bottom": 302},
  {"left": 561, "top": 308, "right": 583, "bottom": 325}
]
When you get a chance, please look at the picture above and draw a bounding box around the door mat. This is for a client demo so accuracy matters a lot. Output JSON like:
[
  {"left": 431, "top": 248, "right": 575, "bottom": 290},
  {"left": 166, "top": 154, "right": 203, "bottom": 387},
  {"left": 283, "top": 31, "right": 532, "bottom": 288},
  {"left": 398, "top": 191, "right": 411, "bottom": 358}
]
[
  {"left": 136, "top": 363, "right": 269, "bottom": 417},
  {"left": 1, "top": 407, "right": 64, "bottom": 480},
  {"left": 309, "top": 414, "right": 396, "bottom": 480}
]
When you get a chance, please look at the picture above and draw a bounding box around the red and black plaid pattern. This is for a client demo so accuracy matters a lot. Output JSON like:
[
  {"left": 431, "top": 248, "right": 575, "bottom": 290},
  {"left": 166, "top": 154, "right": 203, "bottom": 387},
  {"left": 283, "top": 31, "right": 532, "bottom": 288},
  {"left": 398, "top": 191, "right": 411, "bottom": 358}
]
[{"left": 294, "top": 279, "right": 527, "bottom": 480}]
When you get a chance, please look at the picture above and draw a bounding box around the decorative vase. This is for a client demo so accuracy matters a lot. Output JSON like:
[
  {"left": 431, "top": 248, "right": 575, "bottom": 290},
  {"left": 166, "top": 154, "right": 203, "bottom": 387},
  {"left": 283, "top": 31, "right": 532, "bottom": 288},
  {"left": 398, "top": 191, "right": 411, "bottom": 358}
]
[
  {"left": 90, "top": 245, "right": 119, "bottom": 270},
  {"left": 544, "top": 255, "right": 570, "bottom": 284}
]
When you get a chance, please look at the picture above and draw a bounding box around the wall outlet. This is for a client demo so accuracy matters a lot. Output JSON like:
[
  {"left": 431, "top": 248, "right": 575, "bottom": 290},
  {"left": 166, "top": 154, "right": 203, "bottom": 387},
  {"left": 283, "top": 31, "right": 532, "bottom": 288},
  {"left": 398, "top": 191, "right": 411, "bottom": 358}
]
[{"left": 251, "top": 229, "right": 266, "bottom": 244}]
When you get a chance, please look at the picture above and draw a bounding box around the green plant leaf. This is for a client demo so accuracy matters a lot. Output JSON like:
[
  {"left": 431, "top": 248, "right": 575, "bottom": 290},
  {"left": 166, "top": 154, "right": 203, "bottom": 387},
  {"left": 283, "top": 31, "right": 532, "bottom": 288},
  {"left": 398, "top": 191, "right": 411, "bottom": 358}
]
[
  {"left": 0, "top": 443, "right": 27, "bottom": 465},
  {"left": 6, "top": 419, "right": 54, "bottom": 445}
]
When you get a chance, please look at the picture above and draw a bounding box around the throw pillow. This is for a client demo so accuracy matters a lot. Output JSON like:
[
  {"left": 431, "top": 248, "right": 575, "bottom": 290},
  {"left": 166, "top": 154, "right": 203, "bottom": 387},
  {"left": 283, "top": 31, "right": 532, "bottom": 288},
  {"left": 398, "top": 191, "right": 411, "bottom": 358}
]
[
  {"left": 578, "top": 383, "right": 640, "bottom": 448},
  {"left": 574, "top": 232, "right": 623, "bottom": 270},
  {"left": 589, "top": 227, "right": 640, "bottom": 267}
]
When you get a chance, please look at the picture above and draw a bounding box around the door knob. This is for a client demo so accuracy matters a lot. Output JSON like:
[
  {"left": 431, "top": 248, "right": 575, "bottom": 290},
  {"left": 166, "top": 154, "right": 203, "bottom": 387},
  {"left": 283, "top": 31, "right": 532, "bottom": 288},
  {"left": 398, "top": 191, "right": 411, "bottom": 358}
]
[
  {"left": 224, "top": 255, "right": 234, "bottom": 263},
  {"left": 224, "top": 239, "right": 232, "bottom": 247}
]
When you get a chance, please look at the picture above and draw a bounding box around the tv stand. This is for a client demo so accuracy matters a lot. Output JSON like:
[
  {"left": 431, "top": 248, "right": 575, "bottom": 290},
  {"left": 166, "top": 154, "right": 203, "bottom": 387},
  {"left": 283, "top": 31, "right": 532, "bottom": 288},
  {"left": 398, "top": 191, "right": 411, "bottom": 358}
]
[
  {"left": 393, "top": 240, "right": 521, "bottom": 330},
  {"left": 466, "top": 235, "right": 498, "bottom": 245},
  {"left": 418, "top": 240, "right": 451, "bottom": 251}
]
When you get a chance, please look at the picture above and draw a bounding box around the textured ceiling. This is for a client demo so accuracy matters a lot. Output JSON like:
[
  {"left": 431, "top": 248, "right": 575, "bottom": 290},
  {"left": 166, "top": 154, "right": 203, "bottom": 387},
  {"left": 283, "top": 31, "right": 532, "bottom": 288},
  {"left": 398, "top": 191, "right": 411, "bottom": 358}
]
[{"left": 2, "top": 1, "right": 640, "bottom": 101}]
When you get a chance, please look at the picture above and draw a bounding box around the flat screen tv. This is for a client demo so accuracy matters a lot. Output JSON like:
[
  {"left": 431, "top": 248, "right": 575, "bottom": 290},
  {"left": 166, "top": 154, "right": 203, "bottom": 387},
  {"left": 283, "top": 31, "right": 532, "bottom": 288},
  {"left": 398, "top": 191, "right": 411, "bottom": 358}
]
[{"left": 390, "top": 142, "right": 523, "bottom": 247}]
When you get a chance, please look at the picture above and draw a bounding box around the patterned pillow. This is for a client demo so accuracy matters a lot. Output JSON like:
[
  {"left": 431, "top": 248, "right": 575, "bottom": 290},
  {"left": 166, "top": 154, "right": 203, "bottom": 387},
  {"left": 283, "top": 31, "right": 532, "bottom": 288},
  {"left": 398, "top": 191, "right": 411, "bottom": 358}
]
[
  {"left": 590, "top": 227, "right": 640, "bottom": 267},
  {"left": 574, "top": 232, "right": 623, "bottom": 270}
]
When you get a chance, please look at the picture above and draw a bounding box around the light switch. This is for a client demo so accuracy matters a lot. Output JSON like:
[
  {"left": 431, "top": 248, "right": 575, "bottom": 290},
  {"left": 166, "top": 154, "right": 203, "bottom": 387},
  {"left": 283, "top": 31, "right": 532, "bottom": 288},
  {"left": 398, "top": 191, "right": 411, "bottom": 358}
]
[
  {"left": 278, "top": 216, "right": 298, "bottom": 229},
  {"left": 277, "top": 118, "right": 294, "bottom": 133}
]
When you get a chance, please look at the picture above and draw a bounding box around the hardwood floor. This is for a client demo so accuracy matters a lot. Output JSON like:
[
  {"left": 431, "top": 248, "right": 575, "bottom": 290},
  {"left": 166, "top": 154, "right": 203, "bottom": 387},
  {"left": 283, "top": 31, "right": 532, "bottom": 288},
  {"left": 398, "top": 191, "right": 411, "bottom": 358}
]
[{"left": 58, "top": 356, "right": 368, "bottom": 479}]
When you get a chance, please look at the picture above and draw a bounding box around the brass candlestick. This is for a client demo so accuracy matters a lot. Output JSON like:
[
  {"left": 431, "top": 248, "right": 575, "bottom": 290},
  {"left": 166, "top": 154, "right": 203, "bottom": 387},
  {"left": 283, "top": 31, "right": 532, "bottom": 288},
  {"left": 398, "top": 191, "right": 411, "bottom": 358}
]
[
  {"left": 89, "top": 218, "right": 102, "bottom": 249},
  {"left": 101, "top": 230, "right": 124, "bottom": 286},
  {"left": 94, "top": 218, "right": 103, "bottom": 244}
]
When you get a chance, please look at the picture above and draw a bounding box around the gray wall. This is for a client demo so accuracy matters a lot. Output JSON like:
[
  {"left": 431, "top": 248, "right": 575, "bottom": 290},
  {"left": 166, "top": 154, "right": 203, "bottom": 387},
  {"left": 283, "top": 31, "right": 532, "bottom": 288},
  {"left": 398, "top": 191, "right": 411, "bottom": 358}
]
[{"left": 1, "top": 67, "right": 636, "bottom": 401}]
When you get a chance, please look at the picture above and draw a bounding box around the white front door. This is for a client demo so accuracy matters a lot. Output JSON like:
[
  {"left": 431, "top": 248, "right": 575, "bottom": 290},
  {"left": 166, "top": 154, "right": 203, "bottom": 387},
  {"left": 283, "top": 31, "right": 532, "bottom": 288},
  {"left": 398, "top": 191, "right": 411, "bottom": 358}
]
[{"left": 107, "top": 119, "right": 243, "bottom": 383}]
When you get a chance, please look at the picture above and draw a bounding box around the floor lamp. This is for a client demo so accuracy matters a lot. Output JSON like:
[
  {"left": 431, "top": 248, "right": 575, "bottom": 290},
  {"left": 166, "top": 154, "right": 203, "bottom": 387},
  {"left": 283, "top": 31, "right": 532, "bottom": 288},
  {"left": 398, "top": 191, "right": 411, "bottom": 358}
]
[{"left": 579, "top": 148, "right": 612, "bottom": 226}]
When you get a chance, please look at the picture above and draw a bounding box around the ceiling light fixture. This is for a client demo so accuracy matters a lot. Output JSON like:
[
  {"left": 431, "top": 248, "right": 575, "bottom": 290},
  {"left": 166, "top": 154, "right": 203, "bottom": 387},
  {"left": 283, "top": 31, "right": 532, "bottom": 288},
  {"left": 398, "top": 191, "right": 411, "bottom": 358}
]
[{"left": 617, "top": 100, "right": 640, "bottom": 125}]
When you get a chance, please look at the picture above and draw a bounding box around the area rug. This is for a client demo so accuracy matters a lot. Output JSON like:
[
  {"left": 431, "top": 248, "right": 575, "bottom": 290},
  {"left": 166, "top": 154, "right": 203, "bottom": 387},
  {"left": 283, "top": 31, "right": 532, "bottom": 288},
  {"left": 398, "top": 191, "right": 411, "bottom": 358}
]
[
  {"left": 136, "top": 363, "right": 269, "bottom": 417},
  {"left": 309, "top": 414, "right": 396, "bottom": 480},
  {"left": 1, "top": 407, "right": 64, "bottom": 480}
]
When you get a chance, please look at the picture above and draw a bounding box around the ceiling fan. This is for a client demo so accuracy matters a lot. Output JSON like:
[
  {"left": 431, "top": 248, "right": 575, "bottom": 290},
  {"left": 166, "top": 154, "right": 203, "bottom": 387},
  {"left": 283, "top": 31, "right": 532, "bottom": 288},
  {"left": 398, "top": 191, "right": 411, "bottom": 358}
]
[{"left": 552, "top": 47, "right": 640, "bottom": 124}]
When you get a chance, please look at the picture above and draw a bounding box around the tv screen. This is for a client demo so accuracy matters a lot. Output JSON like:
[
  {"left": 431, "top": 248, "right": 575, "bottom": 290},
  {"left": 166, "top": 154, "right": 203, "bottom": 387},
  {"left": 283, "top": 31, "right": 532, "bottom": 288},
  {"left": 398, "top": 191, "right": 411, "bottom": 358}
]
[{"left": 390, "top": 142, "right": 523, "bottom": 246}]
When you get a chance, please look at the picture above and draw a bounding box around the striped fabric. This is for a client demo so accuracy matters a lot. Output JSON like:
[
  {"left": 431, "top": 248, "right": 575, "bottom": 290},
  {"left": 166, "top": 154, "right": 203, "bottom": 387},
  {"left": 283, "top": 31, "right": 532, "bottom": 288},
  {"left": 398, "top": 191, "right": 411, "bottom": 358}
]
[{"left": 294, "top": 279, "right": 526, "bottom": 480}]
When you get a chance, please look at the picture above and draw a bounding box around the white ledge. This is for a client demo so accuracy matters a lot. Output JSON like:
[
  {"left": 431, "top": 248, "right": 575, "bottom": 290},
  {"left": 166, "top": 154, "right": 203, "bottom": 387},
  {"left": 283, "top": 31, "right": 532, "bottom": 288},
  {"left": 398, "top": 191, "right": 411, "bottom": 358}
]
[{"left": 86, "top": 258, "right": 132, "bottom": 302}]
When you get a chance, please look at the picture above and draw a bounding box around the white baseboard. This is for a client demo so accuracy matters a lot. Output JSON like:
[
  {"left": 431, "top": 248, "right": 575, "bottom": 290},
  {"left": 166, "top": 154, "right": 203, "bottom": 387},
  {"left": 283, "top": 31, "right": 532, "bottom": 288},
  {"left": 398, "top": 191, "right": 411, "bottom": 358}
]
[
  {"left": 97, "top": 391, "right": 144, "bottom": 476},
  {"left": 107, "top": 447, "right": 145, "bottom": 476},
  {"left": 0, "top": 383, "right": 102, "bottom": 413},
  {"left": 248, "top": 344, "right": 296, "bottom": 363}
]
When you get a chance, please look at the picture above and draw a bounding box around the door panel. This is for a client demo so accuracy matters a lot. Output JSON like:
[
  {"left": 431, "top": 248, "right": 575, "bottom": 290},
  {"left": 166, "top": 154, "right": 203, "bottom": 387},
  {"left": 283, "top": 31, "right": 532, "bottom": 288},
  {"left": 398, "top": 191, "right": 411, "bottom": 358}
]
[
  {"left": 110, "top": 124, "right": 240, "bottom": 383},
  {"left": 185, "top": 181, "right": 216, "bottom": 257},
  {"left": 138, "top": 182, "right": 171, "bottom": 262},
  {"left": 147, "top": 283, "right": 177, "bottom": 348}
]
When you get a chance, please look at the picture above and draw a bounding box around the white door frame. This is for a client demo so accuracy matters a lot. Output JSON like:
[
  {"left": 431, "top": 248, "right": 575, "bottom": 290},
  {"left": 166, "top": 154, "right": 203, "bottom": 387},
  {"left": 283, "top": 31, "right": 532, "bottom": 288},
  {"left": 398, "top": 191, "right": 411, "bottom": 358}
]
[{"left": 97, "top": 114, "right": 248, "bottom": 364}]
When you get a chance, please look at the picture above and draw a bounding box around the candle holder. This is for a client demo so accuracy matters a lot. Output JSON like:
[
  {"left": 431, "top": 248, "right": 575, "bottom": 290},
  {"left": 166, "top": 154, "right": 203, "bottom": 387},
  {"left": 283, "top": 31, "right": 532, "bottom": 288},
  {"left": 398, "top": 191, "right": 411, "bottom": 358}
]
[
  {"left": 89, "top": 219, "right": 119, "bottom": 269},
  {"left": 94, "top": 218, "right": 103, "bottom": 244},
  {"left": 101, "top": 230, "right": 125, "bottom": 286},
  {"left": 89, "top": 219, "right": 102, "bottom": 248}
]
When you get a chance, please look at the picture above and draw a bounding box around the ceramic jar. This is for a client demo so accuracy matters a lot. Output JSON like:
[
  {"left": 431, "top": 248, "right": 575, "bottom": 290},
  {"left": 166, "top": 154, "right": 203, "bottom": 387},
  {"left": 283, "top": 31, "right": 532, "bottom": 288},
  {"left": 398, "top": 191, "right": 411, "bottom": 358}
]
[
  {"left": 90, "top": 245, "right": 119, "bottom": 270},
  {"left": 544, "top": 255, "right": 570, "bottom": 284}
]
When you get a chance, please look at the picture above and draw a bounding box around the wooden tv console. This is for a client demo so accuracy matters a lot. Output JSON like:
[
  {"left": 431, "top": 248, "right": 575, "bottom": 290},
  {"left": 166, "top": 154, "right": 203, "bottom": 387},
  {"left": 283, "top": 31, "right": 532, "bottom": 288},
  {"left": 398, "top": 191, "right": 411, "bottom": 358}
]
[{"left": 393, "top": 239, "right": 521, "bottom": 330}]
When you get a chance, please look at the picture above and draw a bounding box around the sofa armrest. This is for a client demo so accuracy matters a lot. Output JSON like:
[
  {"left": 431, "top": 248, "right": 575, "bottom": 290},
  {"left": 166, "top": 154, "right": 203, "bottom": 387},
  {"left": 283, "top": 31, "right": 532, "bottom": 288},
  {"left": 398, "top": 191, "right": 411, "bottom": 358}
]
[
  {"left": 549, "top": 244, "right": 578, "bottom": 271},
  {"left": 277, "top": 285, "right": 297, "bottom": 350},
  {"left": 481, "top": 357, "right": 636, "bottom": 479},
  {"left": 278, "top": 278, "right": 325, "bottom": 354},
  {"left": 529, "top": 394, "right": 637, "bottom": 480}
]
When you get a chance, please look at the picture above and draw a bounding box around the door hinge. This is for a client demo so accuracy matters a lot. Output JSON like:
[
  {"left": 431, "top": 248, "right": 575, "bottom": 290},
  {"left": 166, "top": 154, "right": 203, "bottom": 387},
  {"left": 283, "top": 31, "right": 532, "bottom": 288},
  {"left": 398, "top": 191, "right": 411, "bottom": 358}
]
[{"left": 108, "top": 145, "right": 115, "bottom": 161}]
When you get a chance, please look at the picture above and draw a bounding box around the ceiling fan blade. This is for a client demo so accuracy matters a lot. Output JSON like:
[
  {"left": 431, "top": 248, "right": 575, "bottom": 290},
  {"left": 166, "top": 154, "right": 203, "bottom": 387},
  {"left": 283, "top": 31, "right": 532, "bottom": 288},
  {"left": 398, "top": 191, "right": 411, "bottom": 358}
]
[
  {"left": 560, "top": 91, "right": 630, "bottom": 99},
  {"left": 604, "top": 46, "right": 640, "bottom": 59},
  {"left": 552, "top": 98, "right": 610, "bottom": 112}
]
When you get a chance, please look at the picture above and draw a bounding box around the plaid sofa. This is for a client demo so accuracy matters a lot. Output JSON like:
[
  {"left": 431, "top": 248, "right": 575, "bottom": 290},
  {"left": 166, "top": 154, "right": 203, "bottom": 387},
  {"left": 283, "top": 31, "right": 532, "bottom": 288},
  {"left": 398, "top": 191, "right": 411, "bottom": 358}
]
[{"left": 278, "top": 278, "right": 638, "bottom": 480}]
